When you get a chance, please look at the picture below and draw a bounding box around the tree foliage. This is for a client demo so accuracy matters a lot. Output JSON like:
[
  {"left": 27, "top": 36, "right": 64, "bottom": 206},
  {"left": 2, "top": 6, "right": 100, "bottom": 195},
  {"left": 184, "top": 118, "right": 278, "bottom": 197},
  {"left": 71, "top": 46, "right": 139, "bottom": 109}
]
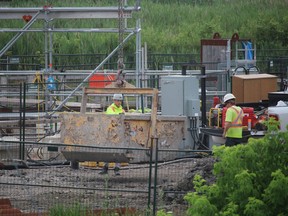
[{"left": 184, "top": 120, "right": 288, "bottom": 215}]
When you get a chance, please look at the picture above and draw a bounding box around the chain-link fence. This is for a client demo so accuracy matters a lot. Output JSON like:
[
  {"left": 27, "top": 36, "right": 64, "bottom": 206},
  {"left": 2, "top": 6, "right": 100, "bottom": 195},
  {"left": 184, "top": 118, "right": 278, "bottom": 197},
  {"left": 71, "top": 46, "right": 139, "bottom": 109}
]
[
  {"left": 0, "top": 82, "right": 211, "bottom": 216},
  {"left": 0, "top": 138, "right": 213, "bottom": 216},
  {"left": 0, "top": 141, "right": 155, "bottom": 215}
]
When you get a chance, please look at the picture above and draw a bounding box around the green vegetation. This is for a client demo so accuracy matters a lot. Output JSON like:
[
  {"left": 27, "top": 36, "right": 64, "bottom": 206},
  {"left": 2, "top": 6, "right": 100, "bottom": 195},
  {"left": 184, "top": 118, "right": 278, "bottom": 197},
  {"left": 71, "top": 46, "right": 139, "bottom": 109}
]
[
  {"left": 47, "top": 173, "right": 145, "bottom": 216},
  {"left": 1, "top": 0, "right": 288, "bottom": 57},
  {"left": 49, "top": 203, "right": 88, "bottom": 216},
  {"left": 180, "top": 119, "right": 288, "bottom": 215},
  {"left": 49, "top": 204, "right": 140, "bottom": 216}
]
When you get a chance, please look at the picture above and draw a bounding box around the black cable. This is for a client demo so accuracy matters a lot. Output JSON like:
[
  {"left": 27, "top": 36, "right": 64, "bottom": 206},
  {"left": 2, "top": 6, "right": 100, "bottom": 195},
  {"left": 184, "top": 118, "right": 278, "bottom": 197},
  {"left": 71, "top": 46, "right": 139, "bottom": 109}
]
[
  {"left": 190, "top": 116, "right": 210, "bottom": 150},
  {"left": 188, "top": 117, "right": 197, "bottom": 149}
]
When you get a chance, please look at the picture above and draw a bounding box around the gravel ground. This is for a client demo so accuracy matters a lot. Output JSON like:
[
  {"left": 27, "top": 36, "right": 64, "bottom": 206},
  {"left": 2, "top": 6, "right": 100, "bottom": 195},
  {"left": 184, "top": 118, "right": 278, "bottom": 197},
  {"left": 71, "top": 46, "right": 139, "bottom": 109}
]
[{"left": 0, "top": 156, "right": 216, "bottom": 215}]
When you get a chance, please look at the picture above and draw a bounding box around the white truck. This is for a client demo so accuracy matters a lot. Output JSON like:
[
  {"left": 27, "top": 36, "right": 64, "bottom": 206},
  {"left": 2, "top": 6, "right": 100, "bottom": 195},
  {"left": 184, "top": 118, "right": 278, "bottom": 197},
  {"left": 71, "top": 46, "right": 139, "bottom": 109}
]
[{"left": 268, "top": 103, "right": 288, "bottom": 132}]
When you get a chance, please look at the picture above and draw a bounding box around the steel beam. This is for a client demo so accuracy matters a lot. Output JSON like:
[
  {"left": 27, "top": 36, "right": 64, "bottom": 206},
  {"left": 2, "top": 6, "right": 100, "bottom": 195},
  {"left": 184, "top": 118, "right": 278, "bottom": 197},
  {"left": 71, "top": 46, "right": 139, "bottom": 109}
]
[
  {"left": 0, "top": 28, "right": 136, "bottom": 33},
  {"left": 0, "top": 7, "right": 138, "bottom": 19},
  {"left": 84, "top": 87, "right": 158, "bottom": 95}
]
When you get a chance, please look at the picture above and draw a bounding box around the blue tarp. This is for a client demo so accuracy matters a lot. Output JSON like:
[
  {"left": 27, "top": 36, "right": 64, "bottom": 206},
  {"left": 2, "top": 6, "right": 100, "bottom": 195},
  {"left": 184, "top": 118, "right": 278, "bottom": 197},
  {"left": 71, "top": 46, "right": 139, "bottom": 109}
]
[
  {"left": 47, "top": 76, "right": 57, "bottom": 91},
  {"left": 242, "top": 41, "right": 253, "bottom": 60}
]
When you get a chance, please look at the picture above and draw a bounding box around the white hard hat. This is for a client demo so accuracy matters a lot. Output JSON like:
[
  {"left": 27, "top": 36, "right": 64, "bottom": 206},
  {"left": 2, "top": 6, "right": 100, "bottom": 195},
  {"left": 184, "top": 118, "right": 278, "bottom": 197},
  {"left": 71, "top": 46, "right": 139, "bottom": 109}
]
[
  {"left": 113, "top": 94, "right": 123, "bottom": 100},
  {"left": 276, "top": 100, "right": 287, "bottom": 106},
  {"left": 223, "top": 93, "right": 236, "bottom": 103}
]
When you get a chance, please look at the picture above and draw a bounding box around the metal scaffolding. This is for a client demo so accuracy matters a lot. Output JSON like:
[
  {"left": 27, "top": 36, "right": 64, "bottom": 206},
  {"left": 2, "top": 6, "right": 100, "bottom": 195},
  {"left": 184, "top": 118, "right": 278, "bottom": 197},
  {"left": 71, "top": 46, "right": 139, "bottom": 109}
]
[
  {"left": 0, "top": 6, "right": 137, "bottom": 19},
  {"left": 0, "top": 1, "right": 142, "bottom": 116}
]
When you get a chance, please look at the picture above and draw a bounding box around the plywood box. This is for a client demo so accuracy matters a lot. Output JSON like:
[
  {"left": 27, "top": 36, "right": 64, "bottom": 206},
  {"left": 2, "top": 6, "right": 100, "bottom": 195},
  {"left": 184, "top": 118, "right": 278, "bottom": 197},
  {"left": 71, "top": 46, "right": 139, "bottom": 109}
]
[{"left": 232, "top": 74, "right": 277, "bottom": 103}]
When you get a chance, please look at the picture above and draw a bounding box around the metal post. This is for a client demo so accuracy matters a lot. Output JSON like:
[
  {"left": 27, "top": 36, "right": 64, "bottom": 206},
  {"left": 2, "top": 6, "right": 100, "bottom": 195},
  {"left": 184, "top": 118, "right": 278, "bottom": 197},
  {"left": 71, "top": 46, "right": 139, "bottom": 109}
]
[
  {"left": 201, "top": 66, "right": 206, "bottom": 127},
  {"left": 226, "top": 40, "right": 231, "bottom": 93},
  {"left": 48, "top": 22, "right": 54, "bottom": 113},
  {"left": 44, "top": 17, "right": 49, "bottom": 114},
  {"left": 22, "top": 82, "right": 26, "bottom": 160},
  {"left": 153, "top": 138, "right": 159, "bottom": 216},
  {"left": 49, "top": 25, "right": 53, "bottom": 71},
  {"left": 140, "top": 46, "right": 145, "bottom": 113},
  {"left": 6, "top": 56, "right": 8, "bottom": 71},
  {"left": 147, "top": 139, "right": 154, "bottom": 211},
  {"left": 135, "top": 19, "right": 142, "bottom": 110},
  {"left": 136, "top": 19, "right": 141, "bottom": 89},
  {"left": 144, "top": 42, "right": 148, "bottom": 70},
  {"left": 142, "top": 46, "right": 147, "bottom": 108},
  {"left": 19, "top": 83, "right": 22, "bottom": 159},
  {"left": 182, "top": 65, "right": 187, "bottom": 75}
]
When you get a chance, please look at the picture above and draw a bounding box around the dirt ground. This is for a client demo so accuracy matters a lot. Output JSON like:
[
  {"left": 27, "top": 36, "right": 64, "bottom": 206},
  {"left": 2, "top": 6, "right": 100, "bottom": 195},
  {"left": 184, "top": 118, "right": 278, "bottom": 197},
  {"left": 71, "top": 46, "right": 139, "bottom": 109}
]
[{"left": 0, "top": 155, "right": 216, "bottom": 215}]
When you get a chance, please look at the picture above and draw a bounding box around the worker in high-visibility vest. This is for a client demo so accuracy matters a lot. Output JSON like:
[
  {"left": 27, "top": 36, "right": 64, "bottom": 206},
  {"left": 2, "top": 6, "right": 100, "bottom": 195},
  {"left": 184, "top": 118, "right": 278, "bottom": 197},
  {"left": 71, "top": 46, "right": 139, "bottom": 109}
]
[
  {"left": 106, "top": 93, "right": 125, "bottom": 115},
  {"left": 99, "top": 93, "right": 125, "bottom": 175},
  {"left": 222, "top": 93, "right": 244, "bottom": 147}
]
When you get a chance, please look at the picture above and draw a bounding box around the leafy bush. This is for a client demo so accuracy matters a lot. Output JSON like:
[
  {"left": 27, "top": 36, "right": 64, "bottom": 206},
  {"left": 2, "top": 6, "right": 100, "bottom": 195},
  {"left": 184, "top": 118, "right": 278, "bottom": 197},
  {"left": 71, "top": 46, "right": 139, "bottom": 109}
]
[{"left": 184, "top": 120, "right": 288, "bottom": 215}]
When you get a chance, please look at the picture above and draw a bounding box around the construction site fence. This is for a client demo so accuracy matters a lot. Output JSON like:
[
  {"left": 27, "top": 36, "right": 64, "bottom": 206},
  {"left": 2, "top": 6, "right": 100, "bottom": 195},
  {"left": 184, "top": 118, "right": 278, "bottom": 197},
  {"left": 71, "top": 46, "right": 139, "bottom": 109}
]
[
  {"left": 1, "top": 49, "right": 288, "bottom": 73},
  {"left": 0, "top": 74, "right": 226, "bottom": 116},
  {"left": 0, "top": 139, "right": 212, "bottom": 216},
  {"left": 0, "top": 53, "right": 199, "bottom": 71}
]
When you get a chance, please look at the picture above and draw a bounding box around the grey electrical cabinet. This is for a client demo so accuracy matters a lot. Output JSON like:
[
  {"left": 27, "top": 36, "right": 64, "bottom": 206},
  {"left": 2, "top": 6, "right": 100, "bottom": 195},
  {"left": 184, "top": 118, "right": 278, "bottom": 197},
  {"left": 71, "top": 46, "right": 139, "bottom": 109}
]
[{"left": 161, "top": 76, "right": 200, "bottom": 116}]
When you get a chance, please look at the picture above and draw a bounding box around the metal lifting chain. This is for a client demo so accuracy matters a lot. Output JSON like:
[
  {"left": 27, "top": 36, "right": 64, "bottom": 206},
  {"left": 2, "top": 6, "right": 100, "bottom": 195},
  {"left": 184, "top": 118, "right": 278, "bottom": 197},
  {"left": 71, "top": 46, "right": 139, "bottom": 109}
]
[
  {"left": 118, "top": 0, "right": 125, "bottom": 69},
  {"left": 117, "top": 0, "right": 126, "bottom": 86}
]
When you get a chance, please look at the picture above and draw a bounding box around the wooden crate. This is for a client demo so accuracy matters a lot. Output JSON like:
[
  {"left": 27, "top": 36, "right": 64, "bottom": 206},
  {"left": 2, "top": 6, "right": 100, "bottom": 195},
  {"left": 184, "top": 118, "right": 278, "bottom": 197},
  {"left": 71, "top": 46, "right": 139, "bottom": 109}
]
[{"left": 232, "top": 74, "right": 277, "bottom": 103}]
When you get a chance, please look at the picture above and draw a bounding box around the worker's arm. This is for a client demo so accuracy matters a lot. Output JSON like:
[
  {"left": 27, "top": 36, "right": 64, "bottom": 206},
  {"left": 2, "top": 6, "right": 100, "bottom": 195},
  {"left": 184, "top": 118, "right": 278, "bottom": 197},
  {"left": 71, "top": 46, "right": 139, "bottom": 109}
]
[
  {"left": 106, "top": 104, "right": 124, "bottom": 114},
  {"left": 106, "top": 106, "right": 115, "bottom": 114},
  {"left": 222, "top": 121, "right": 232, "bottom": 138}
]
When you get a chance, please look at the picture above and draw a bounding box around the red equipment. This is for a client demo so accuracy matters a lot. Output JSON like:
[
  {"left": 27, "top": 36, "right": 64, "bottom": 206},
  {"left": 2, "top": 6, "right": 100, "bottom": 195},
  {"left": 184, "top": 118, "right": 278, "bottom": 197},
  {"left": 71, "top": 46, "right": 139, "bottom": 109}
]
[
  {"left": 89, "top": 73, "right": 115, "bottom": 88},
  {"left": 213, "top": 96, "right": 220, "bottom": 108},
  {"left": 222, "top": 107, "right": 257, "bottom": 128}
]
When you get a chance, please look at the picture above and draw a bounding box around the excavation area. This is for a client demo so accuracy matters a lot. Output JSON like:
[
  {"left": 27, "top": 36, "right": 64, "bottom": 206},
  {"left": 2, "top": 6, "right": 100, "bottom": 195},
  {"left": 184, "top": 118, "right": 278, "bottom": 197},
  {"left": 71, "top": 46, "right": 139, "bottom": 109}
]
[{"left": 0, "top": 155, "right": 216, "bottom": 215}]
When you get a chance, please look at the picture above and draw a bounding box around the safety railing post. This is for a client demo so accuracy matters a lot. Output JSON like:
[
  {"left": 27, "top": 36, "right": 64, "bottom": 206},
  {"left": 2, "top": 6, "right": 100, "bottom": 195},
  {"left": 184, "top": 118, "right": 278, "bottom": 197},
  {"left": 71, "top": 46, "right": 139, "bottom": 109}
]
[
  {"left": 22, "top": 82, "right": 26, "bottom": 160},
  {"left": 147, "top": 138, "right": 154, "bottom": 214},
  {"left": 19, "top": 83, "right": 23, "bottom": 159},
  {"left": 153, "top": 137, "right": 159, "bottom": 216}
]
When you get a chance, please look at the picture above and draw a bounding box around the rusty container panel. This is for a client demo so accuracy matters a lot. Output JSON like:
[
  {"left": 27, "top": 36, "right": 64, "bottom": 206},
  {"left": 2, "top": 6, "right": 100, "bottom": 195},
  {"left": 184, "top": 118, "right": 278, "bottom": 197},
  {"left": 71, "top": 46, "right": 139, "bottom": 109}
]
[{"left": 59, "top": 113, "right": 186, "bottom": 163}]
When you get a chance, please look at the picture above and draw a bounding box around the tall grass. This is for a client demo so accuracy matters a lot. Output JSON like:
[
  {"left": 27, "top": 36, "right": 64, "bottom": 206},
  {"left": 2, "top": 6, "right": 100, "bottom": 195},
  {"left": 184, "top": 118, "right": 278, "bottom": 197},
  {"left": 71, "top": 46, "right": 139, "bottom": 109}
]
[
  {"left": 49, "top": 203, "right": 88, "bottom": 216},
  {"left": 0, "top": 0, "right": 287, "bottom": 56},
  {"left": 141, "top": 0, "right": 288, "bottom": 52}
]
